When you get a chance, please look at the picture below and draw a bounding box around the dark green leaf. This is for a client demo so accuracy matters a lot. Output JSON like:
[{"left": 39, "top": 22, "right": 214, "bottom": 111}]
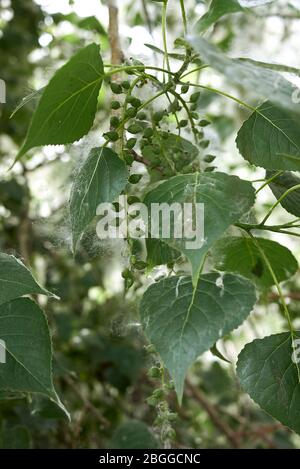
[
  {"left": 237, "top": 332, "right": 300, "bottom": 435},
  {"left": 0, "top": 253, "right": 56, "bottom": 306},
  {"left": 17, "top": 43, "right": 104, "bottom": 160},
  {"left": 70, "top": 147, "right": 128, "bottom": 251},
  {"left": 0, "top": 298, "right": 67, "bottom": 417},
  {"left": 140, "top": 273, "right": 256, "bottom": 401},
  {"left": 237, "top": 102, "right": 300, "bottom": 171},
  {"left": 266, "top": 170, "right": 300, "bottom": 217},
  {"left": 212, "top": 236, "right": 298, "bottom": 288},
  {"left": 144, "top": 172, "right": 255, "bottom": 284}
]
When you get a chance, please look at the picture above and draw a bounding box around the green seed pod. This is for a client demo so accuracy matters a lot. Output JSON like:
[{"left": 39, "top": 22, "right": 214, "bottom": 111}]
[
  {"left": 204, "top": 154, "right": 216, "bottom": 163},
  {"left": 130, "top": 255, "right": 137, "bottom": 265},
  {"left": 181, "top": 83, "right": 189, "bottom": 94},
  {"left": 122, "top": 268, "right": 132, "bottom": 279},
  {"left": 143, "top": 127, "right": 154, "bottom": 138},
  {"left": 148, "top": 366, "right": 162, "bottom": 379},
  {"left": 204, "top": 166, "right": 216, "bottom": 172},
  {"left": 111, "top": 100, "right": 121, "bottom": 110},
  {"left": 127, "top": 123, "right": 143, "bottom": 134},
  {"left": 125, "top": 277, "right": 134, "bottom": 290},
  {"left": 129, "top": 174, "right": 142, "bottom": 184},
  {"left": 125, "top": 107, "right": 137, "bottom": 119},
  {"left": 134, "top": 260, "right": 148, "bottom": 270},
  {"left": 190, "top": 91, "right": 201, "bottom": 103},
  {"left": 127, "top": 95, "right": 142, "bottom": 108},
  {"left": 137, "top": 111, "right": 147, "bottom": 120},
  {"left": 178, "top": 119, "right": 188, "bottom": 128},
  {"left": 103, "top": 131, "right": 119, "bottom": 142},
  {"left": 166, "top": 428, "right": 176, "bottom": 440},
  {"left": 126, "top": 138, "right": 137, "bottom": 149},
  {"left": 153, "top": 110, "right": 165, "bottom": 123},
  {"left": 110, "top": 82, "right": 123, "bottom": 94},
  {"left": 128, "top": 195, "right": 140, "bottom": 204},
  {"left": 199, "top": 119, "right": 211, "bottom": 127},
  {"left": 121, "top": 80, "right": 131, "bottom": 90},
  {"left": 152, "top": 388, "right": 164, "bottom": 400},
  {"left": 200, "top": 139, "right": 210, "bottom": 149},
  {"left": 110, "top": 116, "right": 120, "bottom": 128},
  {"left": 123, "top": 152, "right": 134, "bottom": 165}
]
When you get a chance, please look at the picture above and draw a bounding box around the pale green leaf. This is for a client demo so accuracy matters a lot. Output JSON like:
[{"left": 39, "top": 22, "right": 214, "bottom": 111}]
[
  {"left": 187, "top": 38, "right": 300, "bottom": 116},
  {"left": 17, "top": 43, "right": 104, "bottom": 160},
  {"left": 140, "top": 273, "right": 256, "bottom": 402},
  {"left": 0, "top": 253, "right": 56, "bottom": 306},
  {"left": 212, "top": 236, "right": 298, "bottom": 288},
  {"left": 70, "top": 147, "right": 128, "bottom": 251},
  {"left": 144, "top": 172, "right": 255, "bottom": 284},
  {"left": 237, "top": 332, "right": 300, "bottom": 435}
]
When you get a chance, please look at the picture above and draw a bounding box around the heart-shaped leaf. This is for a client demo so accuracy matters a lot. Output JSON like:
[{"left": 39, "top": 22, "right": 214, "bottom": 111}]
[
  {"left": 237, "top": 333, "right": 300, "bottom": 435},
  {"left": 212, "top": 236, "right": 298, "bottom": 289},
  {"left": 140, "top": 273, "right": 256, "bottom": 402},
  {"left": 17, "top": 43, "right": 104, "bottom": 160},
  {"left": 70, "top": 147, "right": 128, "bottom": 251},
  {"left": 0, "top": 298, "right": 68, "bottom": 417},
  {"left": 237, "top": 102, "right": 300, "bottom": 171},
  {"left": 144, "top": 172, "right": 255, "bottom": 283}
]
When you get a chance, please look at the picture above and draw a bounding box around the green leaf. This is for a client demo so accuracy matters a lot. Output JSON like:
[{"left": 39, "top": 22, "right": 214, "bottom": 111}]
[
  {"left": 0, "top": 298, "right": 68, "bottom": 417},
  {"left": 0, "top": 253, "right": 56, "bottom": 306},
  {"left": 17, "top": 43, "right": 104, "bottom": 160},
  {"left": 237, "top": 58, "right": 300, "bottom": 77},
  {"left": 140, "top": 273, "right": 256, "bottom": 402},
  {"left": 195, "top": 0, "right": 243, "bottom": 34},
  {"left": 266, "top": 170, "right": 300, "bottom": 217},
  {"left": 110, "top": 420, "right": 159, "bottom": 449},
  {"left": 70, "top": 147, "right": 128, "bottom": 251},
  {"left": 146, "top": 239, "right": 180, "bottom": 268},
  {"left": 144, "top": 172, "right": 255, "bottom": 284},
  {"left": 187, "top": 38, "right": 300, "bottom": 116},
  {"left": 237, "top": 102, "right": 300, "bottom": 171},
  {"left": 237, "top": 332, "right": 300, "bottom": 435},
  {"left": 212, "top": 236, "right": 298, "bottom": 289}
]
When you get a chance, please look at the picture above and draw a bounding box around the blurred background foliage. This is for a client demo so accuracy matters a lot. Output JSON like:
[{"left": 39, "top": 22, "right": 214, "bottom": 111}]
[{"left": 0, "top": 0, "right": 300, "bottom": 449}]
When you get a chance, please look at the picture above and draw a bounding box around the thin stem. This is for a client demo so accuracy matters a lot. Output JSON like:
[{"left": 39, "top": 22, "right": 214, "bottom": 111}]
[
  {"left": 170, "top": 89, "right": 198, "bottom": 143},
  {"left": 255, "top": 171, "right": 284, "bottom": 195},
  {"left": 162, "top": 0, "right": 171, "bottom": 74},
  {"left": 104, "top": 64, "right": 175, "bottom": 78},
  {"left": 260, "top": 184, "right": 300, "bottom": 225},
  {"left": 235, "top": 222, "right": 300, "bottom": 238},
  {"left": 181, "top": 65, "right": 209, "bottom": 79},
  {"left": 179, "top": 0, "right": 187, "bottom": 35},
  {"left": 186, "top": 82, "right": 256, "bottom": 111}
]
